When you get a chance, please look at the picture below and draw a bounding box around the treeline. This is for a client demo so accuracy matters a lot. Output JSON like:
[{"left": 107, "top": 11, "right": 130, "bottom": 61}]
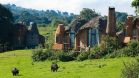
[
  {"left": 4, "top": 4, "right": 75, "bottom": 26},
  {"left": 4, "top": 4, "right": 128, "bottom": 26}
]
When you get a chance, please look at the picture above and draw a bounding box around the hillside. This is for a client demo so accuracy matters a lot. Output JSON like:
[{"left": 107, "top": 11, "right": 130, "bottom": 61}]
[{"left": 3, "top": 4, "right": 75, "bottom": 25}]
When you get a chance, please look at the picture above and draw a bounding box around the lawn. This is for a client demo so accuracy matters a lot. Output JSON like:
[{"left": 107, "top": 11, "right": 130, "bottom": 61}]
[{"left": 0, "top": 50, "right": 134, "bottom": 78}]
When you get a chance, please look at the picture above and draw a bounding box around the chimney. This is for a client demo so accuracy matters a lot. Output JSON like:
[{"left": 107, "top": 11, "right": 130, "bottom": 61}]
[
  {"left": 55, "top": 24, "right": 65, "bottom": 44},
  {"left": 106, "top": 7, "right": 116, "bottom": 36},
  {"left": 124, "top": 15, "right": 133, "bottom": 37}
]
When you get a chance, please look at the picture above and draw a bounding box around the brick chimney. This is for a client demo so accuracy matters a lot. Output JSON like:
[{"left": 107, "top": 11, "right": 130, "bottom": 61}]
[
  {"left": 106, "top": 7, "right": 116, "bottom": 36},
  {"left": 55, "top": 24, "right": 65, "bottom": 44},
  {"left": 124, "top": 16, "right": 133, "bottom": 37}
]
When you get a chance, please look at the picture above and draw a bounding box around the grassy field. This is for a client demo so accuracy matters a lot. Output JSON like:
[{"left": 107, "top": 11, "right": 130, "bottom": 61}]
[
  {"left": 38, "top": 26, "right": 56, "bottom": 48},
  {"left": 0, "top": 50, "right": 135, "bottom": 78}
]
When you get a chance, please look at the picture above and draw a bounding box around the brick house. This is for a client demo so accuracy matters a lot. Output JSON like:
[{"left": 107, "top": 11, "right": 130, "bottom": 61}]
[
  {"left": 122, "top": 16, "right": 139, "bottom": 43},
  {"left": 52, "top": 7, "right": 118, "bottom": 51},
  {"left": 52, "top": 17, "right": 107, "bottom": 51}
]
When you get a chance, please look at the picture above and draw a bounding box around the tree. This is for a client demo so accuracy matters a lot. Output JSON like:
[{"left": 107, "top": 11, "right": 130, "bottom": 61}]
[
  {"left": 116, "top": 22, "right": 124, "bottom": 32},
  {"left": 80, "top": 8, "right": 99, "bottom": 21},
  {"left": 17, "top": 11, "right": 33, "bottom": 25},
  {"left": 131, "top": 0, "right": 139, "bottom": 15},
  {"left": 0, "top": 4, "right": 14, "bottom": 51}
]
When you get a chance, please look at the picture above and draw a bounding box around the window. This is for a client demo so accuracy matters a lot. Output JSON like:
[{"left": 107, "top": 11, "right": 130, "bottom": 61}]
[
  {"left": 56, "top": 36, "right": 59, "bottom": 43},
  {"left": 133, "top": 28, "right": 138, "bottom": 39}
]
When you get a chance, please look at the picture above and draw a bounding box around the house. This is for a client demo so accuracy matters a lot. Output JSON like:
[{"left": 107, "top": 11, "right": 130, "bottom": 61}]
[
  {"left": 122, "top": 15, "right": 139, "bottom": 43},
  {"left": 52, "top": 7, "right": 117, "bottom": 51},
  {"left": 75, "top": 17, "right": 107, "bottom": 51},
  {"left": 52, "top": 17, "right": 108, "bottom": 51},
  {"left": 52, "top": 24, "right": 70, "bottom": 50}
]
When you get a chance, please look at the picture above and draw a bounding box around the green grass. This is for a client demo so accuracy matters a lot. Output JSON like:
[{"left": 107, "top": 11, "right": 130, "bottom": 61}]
[
  {"left": 38, "top": 26, "right": 56, "bottom": 48},
  {"left": 0, "top": 50, "right": 135, "bottom": 78}
]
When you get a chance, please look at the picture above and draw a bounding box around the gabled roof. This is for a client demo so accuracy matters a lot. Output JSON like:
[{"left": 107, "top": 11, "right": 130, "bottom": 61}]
[
  {"left": 76, "top": 16, "right": 107, "bottom": 34},
  {"left": 68, "top": 18, "right": 87, "bottom": 33},
  {"left": 68, "top": 16, "right": 107, "bottom": 35},
  {"left": 79, "top": 16, "right": 101, "bottom": 31}
]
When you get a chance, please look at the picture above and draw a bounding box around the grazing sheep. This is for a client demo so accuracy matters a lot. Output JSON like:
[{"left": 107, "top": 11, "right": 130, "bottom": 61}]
[
  {"left": 12, "top": 68, "right": 19, "bottom": 76},
  {"left": 51, "top": 63, "right": 59, "bottom": 72}
]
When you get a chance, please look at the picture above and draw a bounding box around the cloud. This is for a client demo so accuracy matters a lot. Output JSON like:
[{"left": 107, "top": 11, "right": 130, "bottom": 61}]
[{"left": 0, "top": 0, "right": 135, "bottom": 15}]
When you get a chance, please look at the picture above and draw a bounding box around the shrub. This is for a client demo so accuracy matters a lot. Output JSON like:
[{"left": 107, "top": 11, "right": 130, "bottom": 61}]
[
  {"left": 109, "top": 40, "right": 139, "bottom": 58},
  {"left": 127, "top": 40, "right": 139, "bottom": 56},
  {"left": 58, "top": 52, "right": 75, "bottom": 62},
  {"left": 88, "top": 45, "right": 108, "bottom": 59},
  {"left": 100, "top": 35, "right": 118, "bottom": 55},
  {"left": 32, "top": 48, "right": 48, "bottom": 61},
  {"left": 77, "top": 52, "right": 90, "bottom": 61},
  {"left": 121, "top": 57, "right": 139, "bottom": 78},
  {"left": 109, "top": 47, "right": 131, "bottom": 58}
]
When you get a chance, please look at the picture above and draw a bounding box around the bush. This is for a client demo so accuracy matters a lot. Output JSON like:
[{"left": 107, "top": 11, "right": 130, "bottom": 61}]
[
  {"left": 109, "top": 40, "right": 139, "bottom": 58},
  {"left": 100, "top": 35, "right": 118, "bottom": 55},
  {"left": 32, "top": 48, "right": 48, "bottom": 61},
  {"left": 77, "top": 52, "right": 90, "bottom": 61},
  {"left": 58, "top": 52, "right": 75, "bottom": 62},
  {"left": 109, "top": 47, "right": 131, "bottom": 58},
  {"left": 121, "top": 57, "right": 139, "bottom": 78},
  {"left": 88, "top": 45, "right": 107, "bottom": 59}
]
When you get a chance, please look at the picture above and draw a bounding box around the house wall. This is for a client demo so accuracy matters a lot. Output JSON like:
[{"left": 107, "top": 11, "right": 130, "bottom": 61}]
[
  {"left": 75, "top": 33, "right": 80, "bottom": 51},
  {"left": 75, "top": 30, "right": 88, "bottom": 51},
  {"left": 80, "top": 30, "right": 88, "bottom": 49},
  {"left": 53, "top": 24, "right": 70, "bottom": 50}
]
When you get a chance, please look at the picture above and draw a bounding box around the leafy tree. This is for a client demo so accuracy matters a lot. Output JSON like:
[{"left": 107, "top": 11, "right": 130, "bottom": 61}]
[
  {"left": 80, "top": 8, "right": 99, "bottom": 21},
  {"left": 132, "top": 0, "right": 139, "bottom": 15},
  {"left": 51, "top": 18, "right": 65, "bottom": 27},
  {"left": 16, "top": 11, "right": 33, "bottom": 25},
  {"left": 116, "top": 22, "right": 124, "bottom": 32}
]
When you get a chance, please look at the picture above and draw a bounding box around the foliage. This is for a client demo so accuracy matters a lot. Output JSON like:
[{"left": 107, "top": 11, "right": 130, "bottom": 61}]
[
  {"left": 0, "top": 4, "right": 14, "bottom": 52},
  {"left": 131, "top": 0, "right": 139, "bottom": 15},
  {"left": 58, "top": 52, "right": 75, "bottom": 62},
  {"left": 77, "top": 52, "right": 90, "bottom": 61},
  {"left": 80, "top": 8, "right": 99, "bottom": 21},
  {"left": 116, "top": 22, "right": 124, "bottom": 32},
  {"left": 109, "top": 40, "right": 139, "bottom": 58},
  {"left": 109, "top": 47, "right": 131, "bottom": 58},
  {"left": 32, "top": 46, "right": 76, "bottom": 62},
  {"left": 4, "top": 4, "right": 75, "bottom": 25},
  {"left": 32, "top": 47, "right": 48, "bottom": 61},
  {"left": 51, "top": 18, "right": 66, "bottom": 27},
  {"left": 121, "top": 57, "right": 139, "bottom": 78},
  {"left": 88, "top": 45, "right": 104, "bottom": 59},
  {"left": 100, "top": 35, "right": 118, "bottom": 55}
]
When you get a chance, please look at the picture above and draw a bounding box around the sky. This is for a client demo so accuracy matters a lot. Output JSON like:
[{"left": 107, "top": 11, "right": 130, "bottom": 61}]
[{"left": 0, "top": 0, "right": 135, "bottom": 15}]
